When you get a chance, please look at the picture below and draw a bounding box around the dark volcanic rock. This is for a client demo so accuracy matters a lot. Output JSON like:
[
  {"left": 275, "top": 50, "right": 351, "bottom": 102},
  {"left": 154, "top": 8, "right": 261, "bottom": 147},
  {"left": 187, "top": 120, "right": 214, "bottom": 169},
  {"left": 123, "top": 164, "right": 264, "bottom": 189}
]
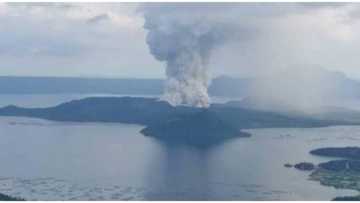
[
  {"left": 310, "top": 147, "right": 360, "bottom": 160},
  {"left": 294, "top": 162, "right": 315, "bottom": 171},
  {"left": 319, "top": 160, "right": 360, "bottom": 172},
  {"left": 141, "top": 110, "right": 251, "bottom": 146}
]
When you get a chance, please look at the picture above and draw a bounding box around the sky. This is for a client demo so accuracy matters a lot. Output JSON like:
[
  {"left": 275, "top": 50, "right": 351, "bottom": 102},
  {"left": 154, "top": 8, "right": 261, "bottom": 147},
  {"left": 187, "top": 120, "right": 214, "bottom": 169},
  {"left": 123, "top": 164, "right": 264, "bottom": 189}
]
[{"left": 1, "top": 3, "right": 360, "bottom": 79}]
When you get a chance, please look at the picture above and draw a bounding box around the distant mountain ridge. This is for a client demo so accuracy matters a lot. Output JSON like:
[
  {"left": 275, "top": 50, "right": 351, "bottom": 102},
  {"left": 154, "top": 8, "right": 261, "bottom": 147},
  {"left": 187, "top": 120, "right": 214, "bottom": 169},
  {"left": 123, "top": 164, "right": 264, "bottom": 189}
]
[
  {"left": 0, "top": 76, "right": 250, "bottom": 97},
  {"left": 0, "top": 76, "right": 163, "bottom": 95},
  {"left": 224, "top": 99, "right": 360, "bottom": 124},
  {"left": 0, "top": 71, "right": 359, "bottom": 100}
]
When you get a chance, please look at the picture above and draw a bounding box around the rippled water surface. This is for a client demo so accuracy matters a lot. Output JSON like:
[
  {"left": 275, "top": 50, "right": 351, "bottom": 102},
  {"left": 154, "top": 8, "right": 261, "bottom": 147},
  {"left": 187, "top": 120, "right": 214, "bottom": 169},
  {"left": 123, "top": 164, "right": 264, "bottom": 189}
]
[{"left": 0, "top": 94, "right": 358, "bottom": 200}]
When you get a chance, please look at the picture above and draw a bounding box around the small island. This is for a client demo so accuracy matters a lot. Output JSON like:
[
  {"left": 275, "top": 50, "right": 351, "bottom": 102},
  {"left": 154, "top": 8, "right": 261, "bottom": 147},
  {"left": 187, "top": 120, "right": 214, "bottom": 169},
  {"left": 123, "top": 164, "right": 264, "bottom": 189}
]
[
  {"left": 305, "top": 147, "right": 360, "bottom": 200},
  {"left": 0, "top": 96, "right": 349, "bottom": 146},
  {"left": 141, "top": 110, "right": 251, "bottom": 146},
  {"left": 294, "top": 162, "right": 315, "bottom": 171}
]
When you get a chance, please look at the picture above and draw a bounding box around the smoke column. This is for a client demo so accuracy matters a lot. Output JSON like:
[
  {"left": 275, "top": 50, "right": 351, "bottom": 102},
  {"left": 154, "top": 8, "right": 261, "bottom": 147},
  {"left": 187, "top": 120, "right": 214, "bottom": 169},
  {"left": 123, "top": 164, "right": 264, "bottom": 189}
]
[
  {"left": 141, "top": 4, "right": 232, "bottom": 107},
  {"left": 140, "top": 3, "right": 347, "bottom": 111}
]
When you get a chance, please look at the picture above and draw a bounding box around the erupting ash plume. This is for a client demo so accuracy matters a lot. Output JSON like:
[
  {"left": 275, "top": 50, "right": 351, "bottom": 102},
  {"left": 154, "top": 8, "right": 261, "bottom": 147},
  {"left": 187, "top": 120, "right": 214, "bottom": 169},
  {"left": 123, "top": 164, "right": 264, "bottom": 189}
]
[{"left": 141, "top": 4, "right": 235, "bottom": 108}]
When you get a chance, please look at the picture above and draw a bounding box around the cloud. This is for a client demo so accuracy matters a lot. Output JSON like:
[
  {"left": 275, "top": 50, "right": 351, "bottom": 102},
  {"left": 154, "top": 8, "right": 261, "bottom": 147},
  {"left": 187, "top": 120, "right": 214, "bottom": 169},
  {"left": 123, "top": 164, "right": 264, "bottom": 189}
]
[
  {"left": 203, "top": 3, "right": 360, "bottom": 77},
  {"left": 0, "top": 2, "right": 360, "bottom": 81},
  {"left": 0, "top": 3, "right": 161, "bottom": 78},
  {"left": 137, "top": 3, "right": 360, "bottom": 110}
]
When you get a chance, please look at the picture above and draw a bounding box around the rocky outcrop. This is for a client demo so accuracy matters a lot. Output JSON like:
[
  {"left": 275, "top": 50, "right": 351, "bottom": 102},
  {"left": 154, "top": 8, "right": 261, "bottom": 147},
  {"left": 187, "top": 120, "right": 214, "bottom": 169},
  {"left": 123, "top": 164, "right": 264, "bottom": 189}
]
[
  {"left": 0, "top": 193, "right": 24, "bottom": 201},
  {"left": 294, "top": 162, "right": 315, "bottom": 171},
  {"left": 141, "top": 110, "right": 251, "bottom": 146}
]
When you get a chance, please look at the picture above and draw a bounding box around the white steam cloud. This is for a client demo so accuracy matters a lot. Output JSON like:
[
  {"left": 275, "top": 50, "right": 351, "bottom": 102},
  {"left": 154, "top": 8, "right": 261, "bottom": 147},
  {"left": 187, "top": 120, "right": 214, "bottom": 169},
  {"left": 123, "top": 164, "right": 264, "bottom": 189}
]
[
  {"left": 140, "top": 3, "right": 355, "bottom": 111},
  {"left": 247, "top": 66, "right": 342, "bottom": 113},
  {"left": 141, "top": 4, "right": 238, "bottom": 107}
]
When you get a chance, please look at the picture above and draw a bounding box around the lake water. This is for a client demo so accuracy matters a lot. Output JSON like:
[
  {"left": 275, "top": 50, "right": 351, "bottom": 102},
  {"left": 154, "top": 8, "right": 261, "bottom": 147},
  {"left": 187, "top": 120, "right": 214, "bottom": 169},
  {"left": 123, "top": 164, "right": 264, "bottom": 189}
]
[{"left": 0, "top": 94, "right": 358, "bottom": 200}]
